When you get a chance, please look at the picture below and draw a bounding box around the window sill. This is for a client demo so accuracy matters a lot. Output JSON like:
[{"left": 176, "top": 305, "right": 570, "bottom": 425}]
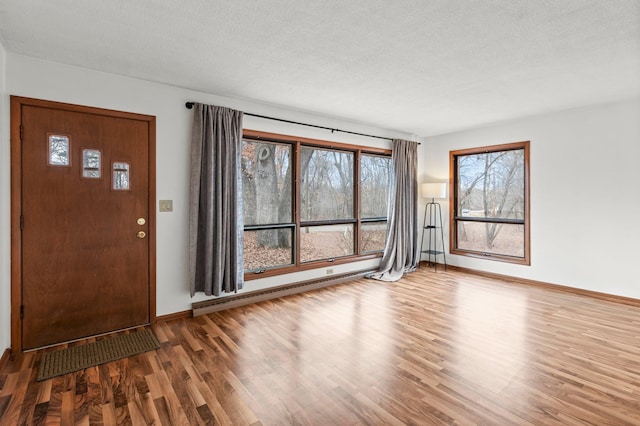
[
  {"left": 244, "top": 253, "right": 383, "bottom": 281},
  {"left": 450, "top": 249, "right": 530, "bottom": 266}
]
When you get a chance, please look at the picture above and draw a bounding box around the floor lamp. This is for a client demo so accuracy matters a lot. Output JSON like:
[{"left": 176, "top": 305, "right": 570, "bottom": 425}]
[{"left": 420, "top": 182, "right": 447, "bottom": 271}]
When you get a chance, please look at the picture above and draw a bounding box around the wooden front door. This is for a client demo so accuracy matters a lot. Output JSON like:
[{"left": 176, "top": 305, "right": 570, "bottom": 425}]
[{"left": 11, "top": 97, "right": 156, "bottom": 351}]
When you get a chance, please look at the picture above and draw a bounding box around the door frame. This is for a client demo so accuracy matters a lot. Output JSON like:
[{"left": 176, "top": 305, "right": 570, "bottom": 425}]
[{"left": 10, "top": 96, "right": 157, "bottom": 352}]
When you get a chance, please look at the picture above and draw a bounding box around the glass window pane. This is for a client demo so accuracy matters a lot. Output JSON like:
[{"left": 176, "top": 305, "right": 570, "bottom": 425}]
[
  {"left": 361, "top": 154, "right": 391, "bottom": 218},
  {"left": 361, "top": 221, "right": 387, "bottom": 253},
  {"left": 456, "top": 149, "right": 525, "bottom": 220},
  {"left": 113, "top": 162, "right": 130, "bottom": 190},
  {"left": 456, "top": 221, "right": 524, "bottom": 258},
  {"left": 48, "top": 134, "right": 70, "bottom": 166},
  {"left": 300, "top": 224, "right": 354, "bottom": 262},
  {"left": 242, "top": 140, "right": 292, "bottom": 226},
  {"left": 82, "top": 149, "right": 101, "bottom": 178},
  {"left": 301, "top": 147, "right": 354, "bottom": 221},
  {"left": 243, "top": 228, "right": 293, "bottom": 271}
]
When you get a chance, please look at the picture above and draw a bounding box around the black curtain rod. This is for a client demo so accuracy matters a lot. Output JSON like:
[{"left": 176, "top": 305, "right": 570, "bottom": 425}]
[{"left": 185, "top": 101, "right": 397, "bottom": 142}]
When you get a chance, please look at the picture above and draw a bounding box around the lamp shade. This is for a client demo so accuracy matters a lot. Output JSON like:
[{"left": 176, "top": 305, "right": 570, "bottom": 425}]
[{"left": 421, "top": 182, "right": 447, "bottom": 199}]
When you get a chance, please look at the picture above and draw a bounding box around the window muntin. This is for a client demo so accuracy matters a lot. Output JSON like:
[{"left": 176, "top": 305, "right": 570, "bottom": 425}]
[
  {"left": 450, "top": 141, "right": 530, "bottom": 264},
  {"left": 242, "top": 131, "right": 391, "bottom": 276}
]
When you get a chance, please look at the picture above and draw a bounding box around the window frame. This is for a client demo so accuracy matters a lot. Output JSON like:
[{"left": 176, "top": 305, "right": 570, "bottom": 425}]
[
  {"left": 449, "top": 141, "right": 530, "bottom": 265},
  {"left": 243, "top": 129, "right": 392, "bottom": 280}
]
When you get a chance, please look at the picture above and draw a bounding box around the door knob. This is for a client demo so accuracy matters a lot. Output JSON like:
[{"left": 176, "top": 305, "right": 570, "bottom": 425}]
[{"left": 137, "top": 231, "right": 146, "bottom": 239}]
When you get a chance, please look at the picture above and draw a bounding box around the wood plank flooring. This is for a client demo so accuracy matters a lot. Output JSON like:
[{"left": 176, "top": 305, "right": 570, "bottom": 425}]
[{"left": 2, "top": 267, "right": 640, "bottom": 425}]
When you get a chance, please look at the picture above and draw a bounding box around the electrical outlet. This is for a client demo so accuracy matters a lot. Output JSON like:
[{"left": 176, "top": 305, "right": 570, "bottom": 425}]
[{"left": 326, "top": 268, "right": 334, "bottom": 275}]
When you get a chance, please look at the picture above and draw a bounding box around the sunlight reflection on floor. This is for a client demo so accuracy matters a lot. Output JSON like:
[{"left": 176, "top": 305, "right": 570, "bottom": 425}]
[{"left": 451, "top": 282, "right": 529, "bottom": 395}]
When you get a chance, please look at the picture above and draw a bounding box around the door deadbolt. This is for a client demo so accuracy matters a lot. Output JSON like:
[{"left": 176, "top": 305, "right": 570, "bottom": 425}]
[
  {"left": 137, "top": 218, "right": 146, "bottom": 225},
  {"left": 137, "top": 231, "right": 146, "bottom": 239}
]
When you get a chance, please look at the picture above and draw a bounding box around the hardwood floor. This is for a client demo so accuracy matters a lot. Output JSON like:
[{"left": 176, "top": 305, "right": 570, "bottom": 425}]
[{"left": 2, "top": 267, "right": 640, "bottom": 425}]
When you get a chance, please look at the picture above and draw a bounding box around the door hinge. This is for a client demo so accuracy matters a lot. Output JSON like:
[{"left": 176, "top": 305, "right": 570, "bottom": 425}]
[
  {"left": 20, "top": 215, "right": 24, "bottom": 230},
  {"left": 20, "top": 305, "right": 24, "bottom": 320},
  {"left": 20, "top": 124, "right": 24, "bottom": 141}
]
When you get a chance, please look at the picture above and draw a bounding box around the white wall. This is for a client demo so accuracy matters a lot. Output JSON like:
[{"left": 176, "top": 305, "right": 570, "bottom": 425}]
[
  {"left": 0, "top": 41, "right": 8, "bottom": 352},
  {"left": 1, "top": 53, "right": 420, "bottom": 342},
  {"left": 423, "top": 98, "right": 640, "bottom": 298}
]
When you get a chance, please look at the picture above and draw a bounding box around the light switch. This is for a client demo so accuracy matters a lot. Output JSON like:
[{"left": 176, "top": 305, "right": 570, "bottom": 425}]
[{"left": 159, "top": 200, "right": 173, "bottom": 212}]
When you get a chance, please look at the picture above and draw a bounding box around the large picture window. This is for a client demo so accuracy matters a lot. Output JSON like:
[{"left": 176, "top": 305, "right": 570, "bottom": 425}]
[
  {"left": 241, "top": 130, "right": 391, "bottom": 278},
  {"left": 450, "top": 141, "right": 530, "bottom": 265}
]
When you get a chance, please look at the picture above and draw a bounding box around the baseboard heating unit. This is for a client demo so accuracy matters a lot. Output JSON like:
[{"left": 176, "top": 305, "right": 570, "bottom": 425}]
[{"left": 192, "top": 269, "right": 374, "bottom": 317}]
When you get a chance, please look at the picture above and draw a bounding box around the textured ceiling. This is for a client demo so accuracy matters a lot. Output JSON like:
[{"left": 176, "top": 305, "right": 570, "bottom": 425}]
[{"left": 1, "top": 0, "right": 639, "bottom": 136}]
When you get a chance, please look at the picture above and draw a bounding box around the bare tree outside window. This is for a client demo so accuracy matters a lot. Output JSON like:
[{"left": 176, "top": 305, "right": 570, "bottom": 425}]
[{"left": 301, "top": 147, "right": 353, "bottom": 221}]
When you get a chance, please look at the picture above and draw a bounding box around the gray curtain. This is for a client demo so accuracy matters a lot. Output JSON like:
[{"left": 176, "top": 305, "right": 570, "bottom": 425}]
[
  {"left": 189, "top": 103, "right": 244, "bottom": 296},
  {"left": 369, "top": 139, "right": 419, "bottom": 282}
]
